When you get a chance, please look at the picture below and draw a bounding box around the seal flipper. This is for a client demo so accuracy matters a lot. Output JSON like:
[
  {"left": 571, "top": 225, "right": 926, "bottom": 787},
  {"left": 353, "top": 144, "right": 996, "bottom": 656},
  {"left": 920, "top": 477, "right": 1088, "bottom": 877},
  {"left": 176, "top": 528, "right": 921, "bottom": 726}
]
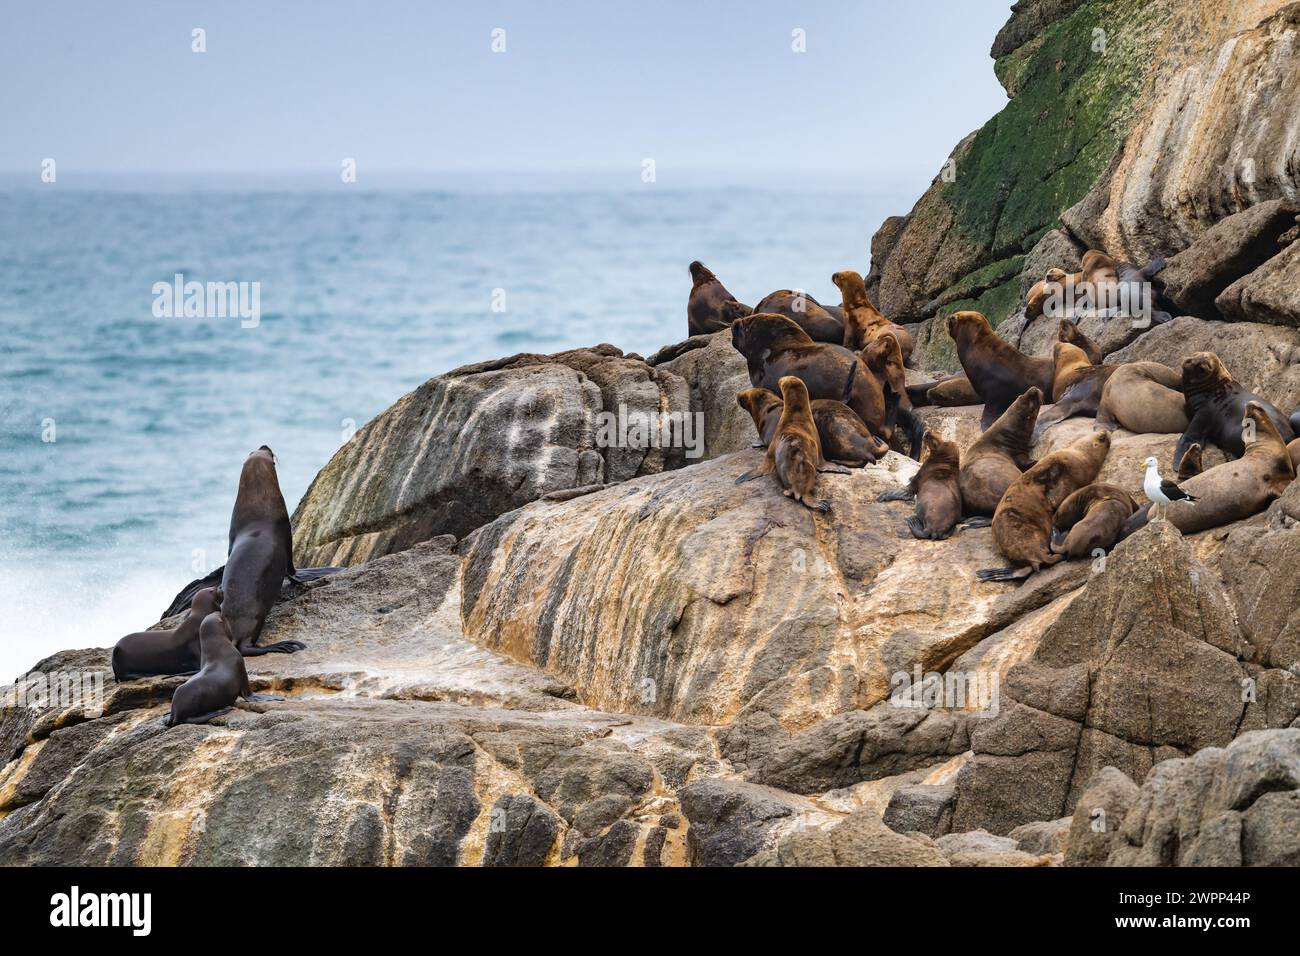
[
  {"left": 960, "top": 516, "right": 992, "bottom": 528},
  {"left": 975, "top": 565, "right": 1035, "bottom": 582},
  {"left": 817, "top": 464, "right": 852, "bottom": 475},
  {"left": 243, "top": 693, "right": 285, "bottom": 702},
  {"left": 239, "top": 640, "right": 307, "bottom": 656},
  {"left": 905, "top": 515, "right": 928, "bottom": 539}
]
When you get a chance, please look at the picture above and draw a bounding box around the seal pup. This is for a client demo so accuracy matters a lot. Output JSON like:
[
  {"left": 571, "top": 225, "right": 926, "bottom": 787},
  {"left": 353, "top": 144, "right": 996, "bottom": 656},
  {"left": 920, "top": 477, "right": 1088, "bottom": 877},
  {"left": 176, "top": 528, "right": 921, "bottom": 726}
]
[
  {"left": 1124, "top": 403, "right": 1296, "bottom": 537},
  {"left": 1175, "top": 351, "right": 1295, "bottom": 469},
  {"left": 731, "top": 313, "right": 888, "bottom": 440},
  {"left": 736, "top": 376, "right": 848, "bottom": 510},
  {"left": 832, "top": 270, "right": 914, "bottom": 364},
  {"left": 976, "top": 431, "right": 1111, "bottom": 582},
  {"left": 947, "top": 311, "right": 1054, "bottom": 429},
  {"left": 221, "top": 446, "right": 307, "bottom": 656},
  {"left": 959, "top": 387, "right": 1041, "bottom": 520},
  {"left": 164, "top": 611, "right": 282, "bottom": 728},
  {"left": 1094, "top": 362, "right": 1186, "bottom": 434},
  {"left": 753, "top": 289, "right": 844, "bottom": 343},
  {"left": 878, "top": 431, "right": 962, "bottom": 539},
  {"left": 736, "top": 387, "right": 888, "bottom": 466},
  {"left": 1049, "top": 483, "right": 1136, "bottom": 557},
  {"left": 112, "top": 586, "right": 223, "bottom": 681},
  {"left": 688, "top": 261, "right": 752, "bottom": 336}
]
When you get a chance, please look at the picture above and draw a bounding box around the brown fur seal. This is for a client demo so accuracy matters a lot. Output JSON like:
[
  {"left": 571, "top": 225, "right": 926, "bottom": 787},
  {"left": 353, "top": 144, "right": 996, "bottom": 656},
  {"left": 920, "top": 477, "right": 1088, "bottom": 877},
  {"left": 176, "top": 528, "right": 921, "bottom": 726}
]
[
  {"left": 688, "top": 261, "right": 752, "bottom": 336},
  {"left": 1049, "top": 483, "right": 1136, "bottom": 557},
  {"left": 1025, "top": 251, "right": 1120, "bottom": 323},
  {"left": 1094, "top": 362, "right": 1186, "bottom": 434},
  {"left": 947, "top": 311, "right": 1054, "bottom": 429},
  {"left": 731, "top": 313, "right": 888, "bottom": 440},
  {"left": 976, "top": 431, "right": 1111, "bottom": 582},
  {"left": 878, "top": 431, "right": 962, "bottom": 539},
  {"left": 112, "top": 586, "right": 223, "bottom": 681},
  {"left": 862, "top": 334, "right": 909, "bottom": 410},
  {"left": 832, "top": 270, "right": 913, "bottom": 364},
  {"left": 753, "top": 290, "right": 844, "bottom": 343},
  {"left": 736, "top": 387, "right": 888, "bottom": 466},
  {"left": 1050, "top": 341, "right": 1095, "bottom": 403},
  {"left": 959, "top": 387, "right": 1042, "bottom": 518},
  {"left": 1175, "top": 352, "right": 1295, "bottom": 468},
  {"left": 1032, "top": 334, "right": 1118, "bottom": 438},
  {"left": 221, "top": 446, "right": 307, "bottom": 656},
  {"left": 906, "top": 374, "right": 982, "bottom": 408},
  {"left": 736, "top": 376, "right": 848, "bottom": 510},
  {"left": 1057, "top": 318, "right": 1102, "bottom": 365},
  {"left": 164, "top": 611, "right": 281, "bottom": 727},
  {"left": 1124, "top": 402, "right": 1296, "bottom": 537}
]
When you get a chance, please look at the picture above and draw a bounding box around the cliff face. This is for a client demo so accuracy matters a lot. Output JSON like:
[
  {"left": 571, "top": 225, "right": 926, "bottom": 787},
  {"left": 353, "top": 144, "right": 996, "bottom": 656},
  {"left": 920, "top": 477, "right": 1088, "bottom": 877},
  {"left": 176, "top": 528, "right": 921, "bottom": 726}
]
[{"left": 5, "top": 0, "right": 1300, "bottom": 867}]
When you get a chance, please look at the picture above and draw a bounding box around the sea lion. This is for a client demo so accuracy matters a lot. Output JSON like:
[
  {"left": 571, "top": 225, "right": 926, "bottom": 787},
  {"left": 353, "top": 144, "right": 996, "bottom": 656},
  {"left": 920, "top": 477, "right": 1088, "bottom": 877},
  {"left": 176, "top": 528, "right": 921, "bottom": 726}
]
[
  {"left": 906, "top": 374, "right": 982, "bottom": 408},
  {"left": 736, "top": 376, "right": 847, "bottom": 510},
  {"left": 688, "top": 261, "right": 752, "bottom": 336},
  {"left": 862, "top": 334, "right": 909, "bottom": 411},
  {"left": 1175, "top": 351, "right": 1295, "bottom": 468},
  {"left": 1057, "top": 318, "right": 1103, "bottom": 366},
  {"left": 1025, "top": 251, "right": 1122, "bottom": 323},
  {"left": 731, "top": 313, "right": 888, "bottom": 440},
  {"left": 112, "top": 586, "right": 222, "bottom": 681},
  {"left": 1049, "top": 483, "right": 1136, "bottom": 558},
  {"left": 1124, "top": 402, "right": 1296, "bottom": 536},
  {"left": 736, "top": 387, "right": 888, "bottom": 466},
  {"left": 959, "top": 387, "right": 1042, "bottom": 518},
  {"left": 221, "top": 446, "right": 307, "bottom": 656},
  {"left": 1050, "top": 341, "right": 1095, "bottom": 402},
  {"left": 1094, "top": 362, "right": 1186, "bottom": 434},
  {"left": 1031, "top": 327, "right": 1119, "bottom": 437},
  {"left": 947, "top": 310, "right": 1054, "bottom": 429},
  {"left": 832, "top": 270, "right": 914, "bottom": 364},
  {"left": 879, "top": 431, "right": 962, "bottom": 540},
  {"left": 164, "top": 611, "right": 281, "bottom": 728},
  {"left": 753, "top": 290, "right": 844, "bottom": 343},
  {"left": 976, "top": 431, "right": 1112, "bottom": 582}
]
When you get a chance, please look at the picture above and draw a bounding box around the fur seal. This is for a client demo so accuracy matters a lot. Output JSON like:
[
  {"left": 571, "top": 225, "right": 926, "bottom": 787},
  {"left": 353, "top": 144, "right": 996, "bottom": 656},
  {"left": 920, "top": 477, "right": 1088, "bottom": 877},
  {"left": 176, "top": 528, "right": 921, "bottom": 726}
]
[
  {"left": 112, "top": 586, "right": 223, "bottom": 681},
  {"left": 164, "top": 611, "right": 281, "bottom": 727},
  {"left": 832, "top": 270, "right": 913, "bottom": 364},
  {"left": 959, "top": 386, "right": 1042, "bottom": 518},
  {"left": 1057, "top": 318, "right": 1103, "bottom": 365},
  {"left": 221, "top": 446, "right": 307, "bottom": 656},
  {"left": 1124, "top": 402, "right": 1296, "bottom": 536},
  {"left": 736, "top": 387, "right": 888, "bottom": 466},
  {"left": 976, "top": 431, "right": 1112, "bottom": 582},
  {"left": 862, "top": 333, "right": 909, "bottom": 409},
  {"left": 736, "top": 376, "right": 848, "bottom": 510},
  {"left": 688, "top": 261, "right": 752, "bottom": 336},
  {"left": 1049, "top": 341, "right": 1095, "bottom": 403},
  {"left": 731, "top": 313, "right": 888, "bottom": 440},
  {"left": 947, "top": 310, "right": 1054, "bottom": 429},
  {"left": 1094, "top": 361, "right": 1186, "bottom": 434},
  {"left": 1049, "top": 483, "right": 1136, "bottom": 557},
  {"left": 878, "top": 431, "right": 963, "bottom": 539},
  {"left": 906, "top": 374, "right": 981, "bottom": 409},
  {"left": 753, "top": 290, "right": 844, "bottom": 343},
  {"left": 1175, "top": 351, "right": 1295, "bottom": 468}
]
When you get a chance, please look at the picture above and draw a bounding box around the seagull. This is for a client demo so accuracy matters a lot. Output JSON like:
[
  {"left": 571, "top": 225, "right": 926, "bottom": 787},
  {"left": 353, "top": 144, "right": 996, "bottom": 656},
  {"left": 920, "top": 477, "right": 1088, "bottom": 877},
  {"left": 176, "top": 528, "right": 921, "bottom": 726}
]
[{"left": 1141, "top": 456, "right": 1198, "bottom": 520}]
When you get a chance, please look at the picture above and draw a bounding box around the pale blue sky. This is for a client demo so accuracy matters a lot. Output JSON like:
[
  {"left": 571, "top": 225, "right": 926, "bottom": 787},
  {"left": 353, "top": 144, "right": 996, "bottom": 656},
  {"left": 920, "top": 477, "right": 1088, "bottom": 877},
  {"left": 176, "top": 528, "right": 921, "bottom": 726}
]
[{"left": 1, "top": 0, "right": 1011, "bottom": 184}]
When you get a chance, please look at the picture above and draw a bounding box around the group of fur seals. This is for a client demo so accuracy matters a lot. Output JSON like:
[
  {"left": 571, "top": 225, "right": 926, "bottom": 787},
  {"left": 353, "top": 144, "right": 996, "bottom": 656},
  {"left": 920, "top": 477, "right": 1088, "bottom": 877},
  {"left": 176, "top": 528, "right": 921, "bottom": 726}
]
[
  {"left": 737, "top": 387, "right": 888, "bottom": 466},
  {"left": 1050, "top": 483, "right": 1136, "bottom": 558},
  {"left": 1025, "top": 250, "right": 1171, "bottom": 326},
  {"left": 112, "top": 445, "right": 307, "bottom": 728},
  {"left": 736, "top": 376, "right": 849, "bottom": 510}
]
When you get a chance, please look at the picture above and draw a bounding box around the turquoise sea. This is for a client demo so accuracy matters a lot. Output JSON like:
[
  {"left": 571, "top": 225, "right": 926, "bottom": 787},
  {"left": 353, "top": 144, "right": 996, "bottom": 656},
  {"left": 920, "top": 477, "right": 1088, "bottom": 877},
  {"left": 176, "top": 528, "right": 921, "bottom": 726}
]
[{"left": 0, "top": 180, "right": 912, "bottom": 679}]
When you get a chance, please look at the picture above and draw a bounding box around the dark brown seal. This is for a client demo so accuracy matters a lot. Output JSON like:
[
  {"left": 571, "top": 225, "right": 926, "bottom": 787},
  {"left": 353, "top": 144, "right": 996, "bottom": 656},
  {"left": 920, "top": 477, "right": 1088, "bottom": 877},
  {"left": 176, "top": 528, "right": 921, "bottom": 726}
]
[
  {"left": 1049, "top": 483, "right": 1135, "bottom": 557},
  {"left": 976, "top": 431, "right": 1111, "bottom": 582},
  {"left": 112, "top": 586, "right": 222, "bottom": 681},
  {"left": 959, "top": 387, "right": 1042, "bottom": 518},
  {"left": 221, "top": 446, "right": 307, "bottom": 656},
  {"left": 832, "top": 270, "right": 913, "bottom": 364},
  {"left": 731, "top": 313, "right": 887, "bottom": 440},
  {"left": 906, "top": 374, "right": 982, "bottom": 408},
  {"left": 895, "top": 431, "right": 963, "bottom": 540},
  {"left": 736, "top": 387, "right": 887, "bottom": 466},
  {"left": 164, "top": 611, "right": 282, "bottom": 727},
  {"left": 688, "top": 261, "right": 752, "bottom": 336},
  {"left": 1176, "top": 351, "right": 1295, "bottom": 468},
  {"left": 947, "top": 311, "right": 1054, "bottom": 429},
  {"left": 736, "top": 376, "right": 848, "bottom": 510},
  {"left": 753, "top": 289, "right": 844, "bottom": 343}
]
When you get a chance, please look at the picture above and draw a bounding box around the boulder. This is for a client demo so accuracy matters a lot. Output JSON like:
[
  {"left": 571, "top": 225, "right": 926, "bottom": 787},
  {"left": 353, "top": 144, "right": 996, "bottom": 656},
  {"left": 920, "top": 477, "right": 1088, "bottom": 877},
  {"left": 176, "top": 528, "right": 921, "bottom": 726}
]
[
  {"left": 1062, "top": 766, "right": 1140, "bottom": 866},
  {"left": 1217, "top": 235, "right": 1300, "bottom": 327},
  {"left": 883, "top": 783, "right": 956, "bottom": 837},
  {"left": 652, "top": 330, "right": 755, "bottom": 460},
  {"left": 742, "top": 807, "right": 951, "bottom": 867},
  {"left": 677, "top": 778, "right": 812, "bottom": 867}
]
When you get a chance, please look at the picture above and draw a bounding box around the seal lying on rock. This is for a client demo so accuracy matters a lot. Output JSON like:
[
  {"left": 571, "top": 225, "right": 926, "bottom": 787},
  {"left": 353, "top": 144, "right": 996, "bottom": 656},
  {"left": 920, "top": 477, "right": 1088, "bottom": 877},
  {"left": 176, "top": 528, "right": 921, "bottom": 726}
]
[
  {"left": 1124, "top": 402, "right": 1296, "bottom": 537},
  {"left": 753, "top": 289, "right": 844, "bottom": 343},
  {"left": 1049, "top": 483, "right": 1136, "bottom": 558},
  {"left": 1094, "top": 362, "right": 1186, "bottom": 435},
  {"left": 976, "top": 431, "right": 1111, "bottom": 582},
  {"left": 906, "top": 374, "right": 982, "bottom": 408},
  {"left": 688, "top": 261, "right": 752, "bottom": 336},
  {"left": 1175, "top": 351, "right": 1295, "bottom": 469},
  {"left": 948, "top": 310, "right": 1054, "bottom": 429},
  {"left": 221, "top": 446, "right": 309, "bottom": 656},
  {"left": 736, "top": 387, "right": 888, "bottom": 466},
  {"left": 736, "top": 376, "right": 849, "bottom": 511},
  {"left": 960, "top": 387, "right": 1041, "bottom": 519},
  {"left": 878, "top": 431, "right": 963, "bottom": 540},
  {"left": 112, "top": 586, "right": 222, "bottom": 681},
  {"left": 833, "top": 270, "right": 913, "bottom": 364},
  {"left": 164, "top": 610, "right": 282, "bottom": 728}
]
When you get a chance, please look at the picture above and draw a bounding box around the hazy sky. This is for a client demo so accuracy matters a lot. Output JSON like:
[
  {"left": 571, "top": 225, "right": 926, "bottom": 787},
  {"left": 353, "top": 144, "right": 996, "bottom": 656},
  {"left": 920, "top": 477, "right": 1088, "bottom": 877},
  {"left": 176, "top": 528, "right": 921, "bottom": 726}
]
[{"left": 2, "top": 0, "right": 1011, "bottom": 182}]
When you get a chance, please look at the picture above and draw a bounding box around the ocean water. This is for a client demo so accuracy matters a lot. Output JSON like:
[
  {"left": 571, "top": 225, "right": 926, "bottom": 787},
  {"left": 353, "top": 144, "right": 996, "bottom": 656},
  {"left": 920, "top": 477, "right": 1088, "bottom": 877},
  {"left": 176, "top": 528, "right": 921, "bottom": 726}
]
[{"left": 0, "top": 184, "right": 910, "bottom": 679}]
